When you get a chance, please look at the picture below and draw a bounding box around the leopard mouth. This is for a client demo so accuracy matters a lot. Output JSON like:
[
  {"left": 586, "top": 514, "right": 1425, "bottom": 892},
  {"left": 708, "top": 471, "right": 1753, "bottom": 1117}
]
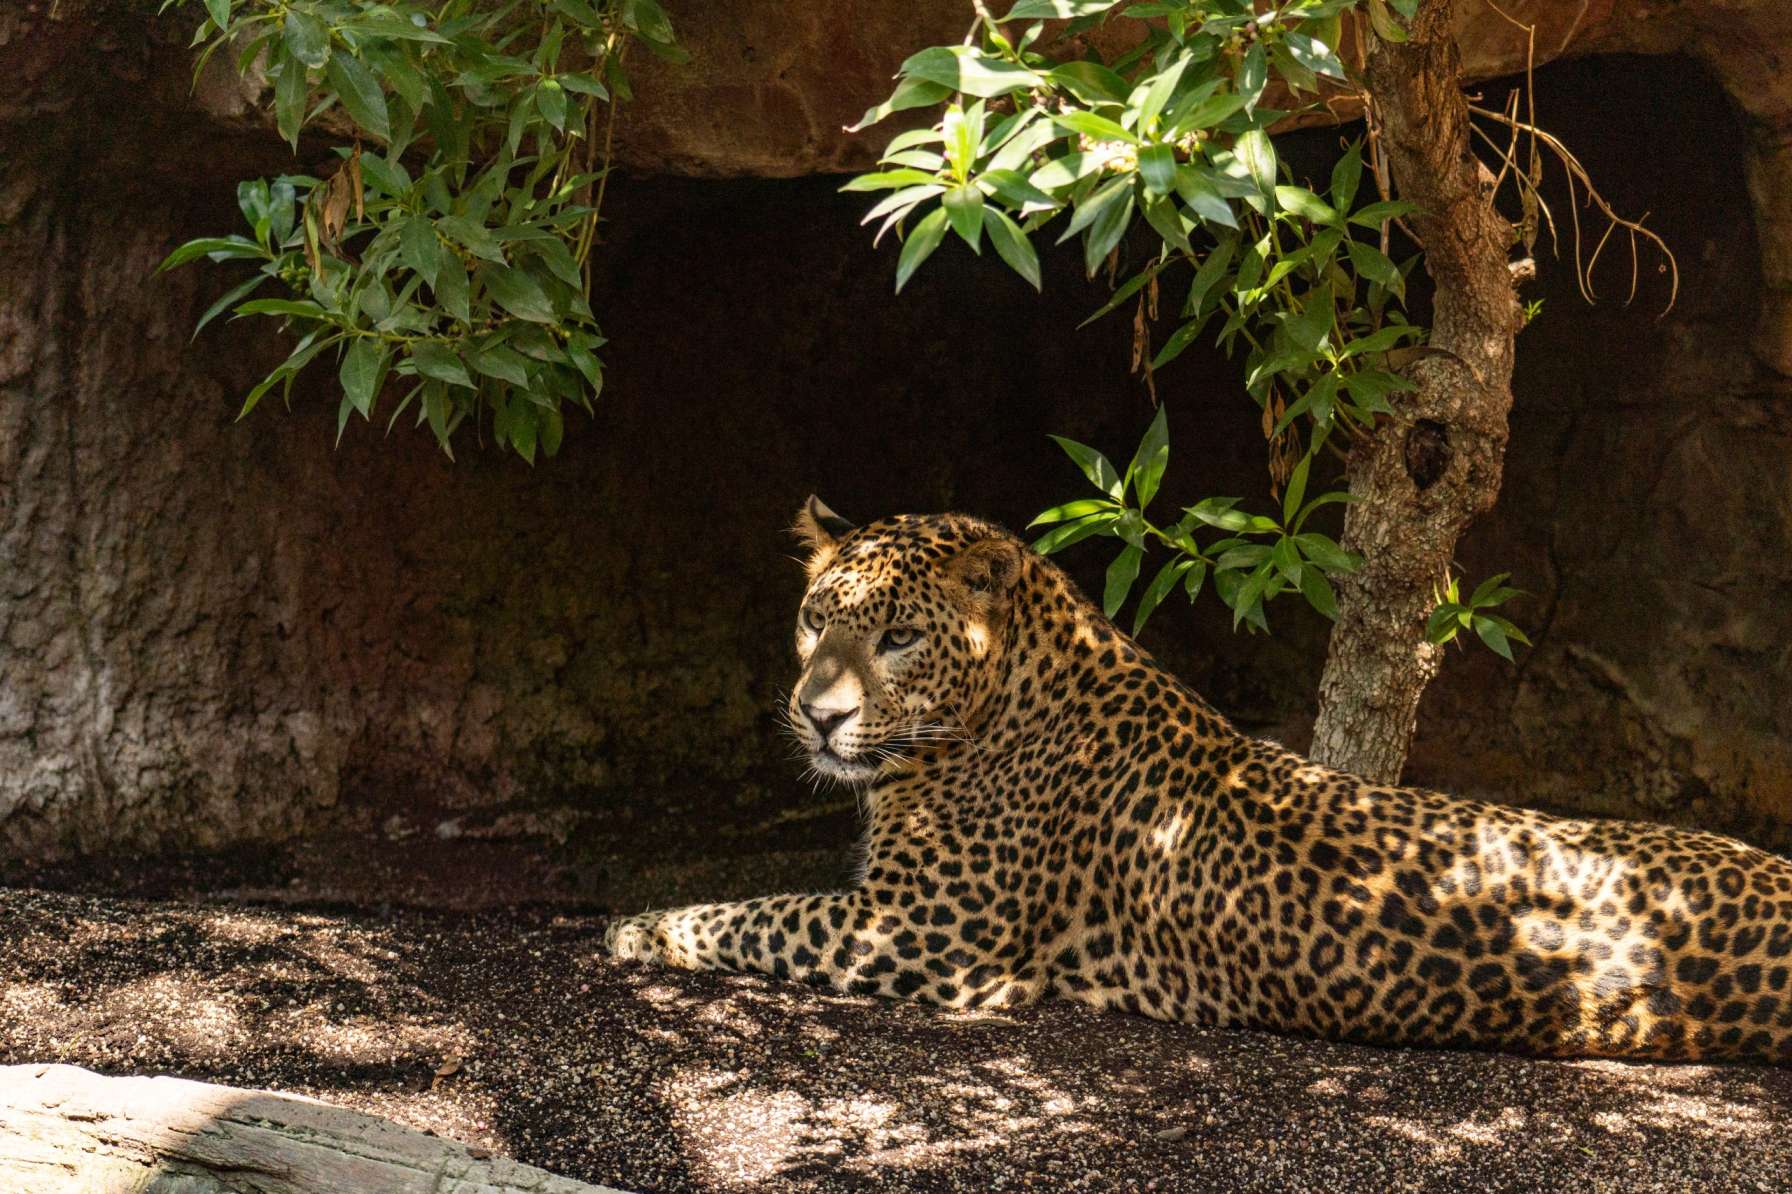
[{"left": 810, "top": 740, "right": 903, "bottom": 784}]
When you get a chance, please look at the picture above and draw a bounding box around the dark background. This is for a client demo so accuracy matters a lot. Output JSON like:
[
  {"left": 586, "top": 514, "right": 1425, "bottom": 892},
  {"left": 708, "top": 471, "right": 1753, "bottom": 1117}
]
[{"left": 2, "top": 38, "right": 1788, "bottom": 876}]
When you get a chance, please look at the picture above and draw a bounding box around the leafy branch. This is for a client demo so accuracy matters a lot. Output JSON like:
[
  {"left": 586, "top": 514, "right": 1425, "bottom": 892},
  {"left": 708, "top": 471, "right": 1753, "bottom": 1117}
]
[
  {"left": 159, "top": 0, "right": 685, "bottom": 461},
  {"left": 1031, "top": 406, "right": 1361, "bottom": 634},
  {"left": 847, "top": 0, "right": 1552, "bottom": 653}
]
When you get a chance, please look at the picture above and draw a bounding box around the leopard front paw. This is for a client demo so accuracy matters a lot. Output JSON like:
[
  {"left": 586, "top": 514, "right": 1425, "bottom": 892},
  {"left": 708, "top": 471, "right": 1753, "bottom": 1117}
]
[{"left": 603, "top": 914, "right": 661, "bottom": 962}]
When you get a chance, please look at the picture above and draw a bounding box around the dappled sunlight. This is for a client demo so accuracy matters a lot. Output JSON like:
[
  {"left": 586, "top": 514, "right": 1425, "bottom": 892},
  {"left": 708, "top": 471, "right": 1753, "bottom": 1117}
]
[
  {"left": 6, "top": 886, "right": 1790, "bottom": 1191},
  {"left": 661, "top": 1045, "right": 1103, "bottom": 1189}
]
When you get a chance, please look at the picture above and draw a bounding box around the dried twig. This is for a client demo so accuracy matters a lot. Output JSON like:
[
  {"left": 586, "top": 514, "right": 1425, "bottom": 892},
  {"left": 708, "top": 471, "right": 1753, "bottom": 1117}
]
[{"left": 1470, "top": 104, "right": 1680, "bottom": 314}]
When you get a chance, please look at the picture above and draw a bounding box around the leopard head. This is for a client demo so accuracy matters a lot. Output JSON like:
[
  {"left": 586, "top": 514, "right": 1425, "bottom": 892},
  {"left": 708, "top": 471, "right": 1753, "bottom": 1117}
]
[{"left": 786, "top": 496, "right": 1025, "bottom": 785}]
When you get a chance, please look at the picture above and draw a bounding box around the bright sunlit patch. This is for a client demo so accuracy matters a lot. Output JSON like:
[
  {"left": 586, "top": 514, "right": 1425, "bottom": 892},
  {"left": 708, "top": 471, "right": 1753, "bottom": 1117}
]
[
  {"left": 966, "top": 622, "right": 988, "bottom": 658},
  {"left": 1150, "top": 812, "right": 1190, "bottom": 854}
]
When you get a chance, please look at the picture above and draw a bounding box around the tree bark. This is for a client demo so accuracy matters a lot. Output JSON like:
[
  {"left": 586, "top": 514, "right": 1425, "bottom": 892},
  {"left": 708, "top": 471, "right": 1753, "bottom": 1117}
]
[
  {"left": 1307, "top": 1, "right": 1522, "bottom": 783},
  {"left": 0, "top": 1063, "right": 619, "bottom": 1193}
]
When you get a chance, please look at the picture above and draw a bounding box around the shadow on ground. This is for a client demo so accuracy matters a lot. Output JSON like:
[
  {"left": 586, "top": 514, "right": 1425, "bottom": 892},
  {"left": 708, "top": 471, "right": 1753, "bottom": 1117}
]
[{"left": 3, "top": 865, "right": 1789, "bottom": 1193}]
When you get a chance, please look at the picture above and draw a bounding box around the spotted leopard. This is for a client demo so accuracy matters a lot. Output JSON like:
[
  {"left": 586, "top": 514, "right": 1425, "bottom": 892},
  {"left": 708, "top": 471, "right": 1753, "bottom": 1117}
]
[{"left": 606, "top": 500, "right": 1792, "bottom": 1062}]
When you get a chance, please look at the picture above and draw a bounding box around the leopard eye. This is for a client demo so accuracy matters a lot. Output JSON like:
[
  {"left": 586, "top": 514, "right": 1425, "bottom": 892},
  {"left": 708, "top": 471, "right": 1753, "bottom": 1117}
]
[
  {"left": 878, "top": 626, "right": 921, "bottom": 653},
  {"left": 802, "top": 606, "right": 826, "bottom": 634}
]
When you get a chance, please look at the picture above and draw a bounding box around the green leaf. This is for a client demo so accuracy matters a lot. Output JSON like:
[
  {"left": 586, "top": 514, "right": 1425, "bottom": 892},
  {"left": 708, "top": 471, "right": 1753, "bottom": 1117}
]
[
  {"left": 1235, "top": 129, "right": 1277, "bottom": 195},
  {"left": 1284, "top": 32, "right": 1346, "bottom": 80},
  {"left": 411, "top": 341, "right": 474, "bottom": 389},
  {"left": 1229, "top": 562, "right": 1273, "bottom": 632},
  {"left": 895, "top": 207, "right": 950, "bottom": 293},
  {"left": 283, "top": 10, "right": 331, "bottom": 69},
  {"left": 1032, "top": 510, "right": 1120, "bottom": 554},
  {"left": 274, "top": 55, "right": 307, "bottom": 147},
  {"left": 1048, "top": 61, "right": 1130, "bottom": 105},
  {"left": 235, "top": 298, "right": 327, "bottom": 319},
  {"left": 1348, "top": 199, "right": 1419, "bottom": 228},
  {"left": 1183, "top": 559, "right": 1208, "bottom": 601},
  {"left": 1049, "top": 435, "right": 1123, "bottom": 499},
  {"left": 436, "top": 216, "right": 506, "bottom": 263},
  {"left": 1133, "top": 557, "right": 1191, "bottom": 636},
  {"left": 540, "top": 406, "right": 566, "bottom": 456},
  {"left": 339, "top": 337, "right": 385, "bottom": 416},
  {"left": 1127, "top": 405, "right": 1171, "bottom": 510},
  {"left": 470, "top": 343, "right": 533, "bottom": 386},
  {"left": 942, "top": 185, "right": 985, "bottom": 252},
  {"left": 1030, "top": 154, "right": 1103, "bottom": 191},
  {"left": 1274, "top": 186, "right": 1339, "bottom": 226},
  {"left": 1427, "top": 603, "right": 1465, "bottom": 645},
  {"left": 1293, "top": 532, "right": 1359, "bottom": 573},
  {"left": 1174, "top": 166, "right": 1238, "bottom": 229},
  {"left": 1136, "top": 56, "right": 1189, "bottom": 132},
  {"left": 1282, "top": 280, "right": 1335, "bottom": 356},
  {"left": 158, "top": 236, "right": 263, "bottom": 271},
  {"left": 1468, "top": 572, "right": 1519, "bottom": 607},
  {"left": 1184, "top": 234, "right": 1237, "bottom": 315},
  {"left": 435, "top": 257, "right": 470, "bottom": 324},
  {"left": 1030, "top": 498, "right": 1119, "bottom": 527},
  {"left": 985, "top": 208, "right": 1042, "bottom": 290},
  {"left": 1080, "top": 260, "right": 1165, "bottom": 329},
  {"left": 565, "top": 339, "right": 604, "bottom": 391},
  {"left": 1331, "top": 142, "right": 1364, "bottom": 213},
  {"left": 192, "top": 272, "right": 270, "bottom": 338},
  {"left": 1348, "top": 239, "right": 1405, "bottom": 299},
  {"left": 1051, "top": 110, "right": 1140, "bottom": 146},
  {"left": 400, "top": 218, "right": 442, "bottom": 288},
  {"left": 203, "top": 0, "right": 231, "bottom": 30},
  {"left": 1238, "top": 43, "right": 1267, "bottom": 112},
  {"left": 901, "top": 46, "right": 1043, "bottom": 98},
  {"left": 1006, "top": 0, "right": 1122, "bottom": 17},
  {"left": 850, "top": 76, "right": 952, "bottom": 132},
  {"left": 979, "top": 168, "right": 1057, "bottom": 210},
  {"left": 325, "top": 52, "right": 391, "bottom": 141},
  {"left": 480, "top": 264, "right": 557, "bottom": 323},
  {"left": 1114, "top": 509, "right": 1148, "bottom": 550},
  {"left": 861, "top": 184, "right": 947, "bottom": 235},
  {"left": 1281, "top": 454, "right": 1310, "bottom": 525},
  {"left": 511, "top": 404, "right": 539, "bottom": 464},
  {"left": 1341, "top": 322, "right": 1422, "bottom": 358},
  {"left": 558, "top": 72, "right": 610, "bottom": 99},
  {"left": 1137, "top": 144, "right": 1177, "bottom": 197},
  {"left": 1367, "top": 0, "right": 1410, "bottom": 44},
  {"left": 1298, "top": 565, "right": 1338, "bottom": 619},
  {"left": 1474, "top": 614, "right": 1515, "bottom": 661},
  {"left": 1103, "top": 543, "right": 1144, "bottom": 617},
  {"left": 842, "top": 168, "right": 943, "bottom": 193},
  {"left": 535, "top": 78, "right": 568, "bottom": 131},
  {"left": 1076, "top": 180, "right": 1135, "bottom": 276}
]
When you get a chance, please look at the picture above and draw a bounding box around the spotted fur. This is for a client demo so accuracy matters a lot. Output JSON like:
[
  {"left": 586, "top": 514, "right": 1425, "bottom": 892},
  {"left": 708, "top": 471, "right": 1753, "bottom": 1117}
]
[{"left": 606, "top": 505, "right": 1792, "bottom": 1062}]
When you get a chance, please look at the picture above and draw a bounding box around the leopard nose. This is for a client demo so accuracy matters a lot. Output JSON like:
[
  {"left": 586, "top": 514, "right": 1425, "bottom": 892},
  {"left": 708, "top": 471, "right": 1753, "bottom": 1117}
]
[{"left": 801, "top": 703, "right": 856, "bottom": 741}]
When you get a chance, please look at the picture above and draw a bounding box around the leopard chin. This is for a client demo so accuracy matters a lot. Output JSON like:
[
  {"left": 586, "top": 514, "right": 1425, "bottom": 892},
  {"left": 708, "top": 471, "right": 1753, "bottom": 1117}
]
[{"left": 809, "top": 748, "right": 890, "bottom": 786}]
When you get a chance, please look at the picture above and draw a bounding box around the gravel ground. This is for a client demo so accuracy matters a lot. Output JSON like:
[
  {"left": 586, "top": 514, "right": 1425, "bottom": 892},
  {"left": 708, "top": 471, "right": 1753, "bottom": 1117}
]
[{"left": 3, "top": 860, "right": 1790, "bottom": 1194}]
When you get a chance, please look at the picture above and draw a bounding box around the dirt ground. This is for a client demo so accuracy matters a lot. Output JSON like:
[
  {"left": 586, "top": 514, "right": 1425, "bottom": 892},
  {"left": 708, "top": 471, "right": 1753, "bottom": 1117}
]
[{"left": 3, "top": 812, "right": 1791, "bottom": 1193}]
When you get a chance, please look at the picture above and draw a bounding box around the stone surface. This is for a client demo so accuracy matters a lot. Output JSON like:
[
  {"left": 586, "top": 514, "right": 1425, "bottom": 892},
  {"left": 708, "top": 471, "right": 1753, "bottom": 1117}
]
[
  {"left": 0, "top": 6, "right": 1787, "bottom": 858},
  {"left": 0, "top": 1063, "right": 618, "bottom": 1193}
]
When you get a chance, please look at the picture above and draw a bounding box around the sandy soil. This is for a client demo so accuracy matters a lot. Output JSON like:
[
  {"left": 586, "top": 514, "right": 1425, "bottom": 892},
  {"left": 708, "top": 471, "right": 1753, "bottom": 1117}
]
[{"left": 2, "top": 826, "right": 1790, "bottom": 1193}]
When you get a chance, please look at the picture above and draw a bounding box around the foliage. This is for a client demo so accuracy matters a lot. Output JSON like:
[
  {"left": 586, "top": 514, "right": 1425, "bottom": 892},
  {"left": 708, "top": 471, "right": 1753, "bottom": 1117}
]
[
  {"left": 1426, "top": 572, "right": 1531, "bottom": 662},
  {"left": 159, "top": 0, "right": 685, "bottom": 461},
  {"left": 844, "top": 0, "right": 1528, "bottom": 641},
  {"left": 1031, "top": 407, "right": 1361, "bottom": 635}
]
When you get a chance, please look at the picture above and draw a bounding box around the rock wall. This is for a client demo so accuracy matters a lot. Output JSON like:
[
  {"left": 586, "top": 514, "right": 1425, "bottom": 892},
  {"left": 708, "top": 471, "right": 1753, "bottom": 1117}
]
[{"left": 0, "top": 4, "right": 1787, "bottom": 858}]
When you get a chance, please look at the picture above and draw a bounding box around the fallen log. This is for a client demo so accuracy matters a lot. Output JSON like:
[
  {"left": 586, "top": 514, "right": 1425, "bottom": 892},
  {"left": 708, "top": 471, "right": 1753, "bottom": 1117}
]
[{"left": 0, "top": 1063, "right": 624, "bottom": 1193}]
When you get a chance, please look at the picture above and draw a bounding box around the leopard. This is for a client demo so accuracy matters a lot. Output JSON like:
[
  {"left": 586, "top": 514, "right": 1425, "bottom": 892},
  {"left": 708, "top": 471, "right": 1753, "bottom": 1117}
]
[{"left": 605, "top": 498, "right": 1792, "bottom": 1063}]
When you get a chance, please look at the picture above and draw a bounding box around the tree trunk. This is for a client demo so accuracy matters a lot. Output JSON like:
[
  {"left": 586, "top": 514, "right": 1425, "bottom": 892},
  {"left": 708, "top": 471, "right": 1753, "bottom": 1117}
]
[
  {"left": 1307, "top": 1, "right": 1522, "bottom": 783},
  {"left": 0, "top": 1063, "right": 618, "bottom": 1193}
]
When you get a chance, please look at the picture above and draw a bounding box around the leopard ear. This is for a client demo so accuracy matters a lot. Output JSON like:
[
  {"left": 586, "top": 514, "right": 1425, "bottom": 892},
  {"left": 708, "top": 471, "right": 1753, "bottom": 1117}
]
[
  {"left": 951, "top": 537, "right": 1024, "bottom": 596},
  {"left": 792, "top": 495, "right": 855, "bottom": 555}
]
